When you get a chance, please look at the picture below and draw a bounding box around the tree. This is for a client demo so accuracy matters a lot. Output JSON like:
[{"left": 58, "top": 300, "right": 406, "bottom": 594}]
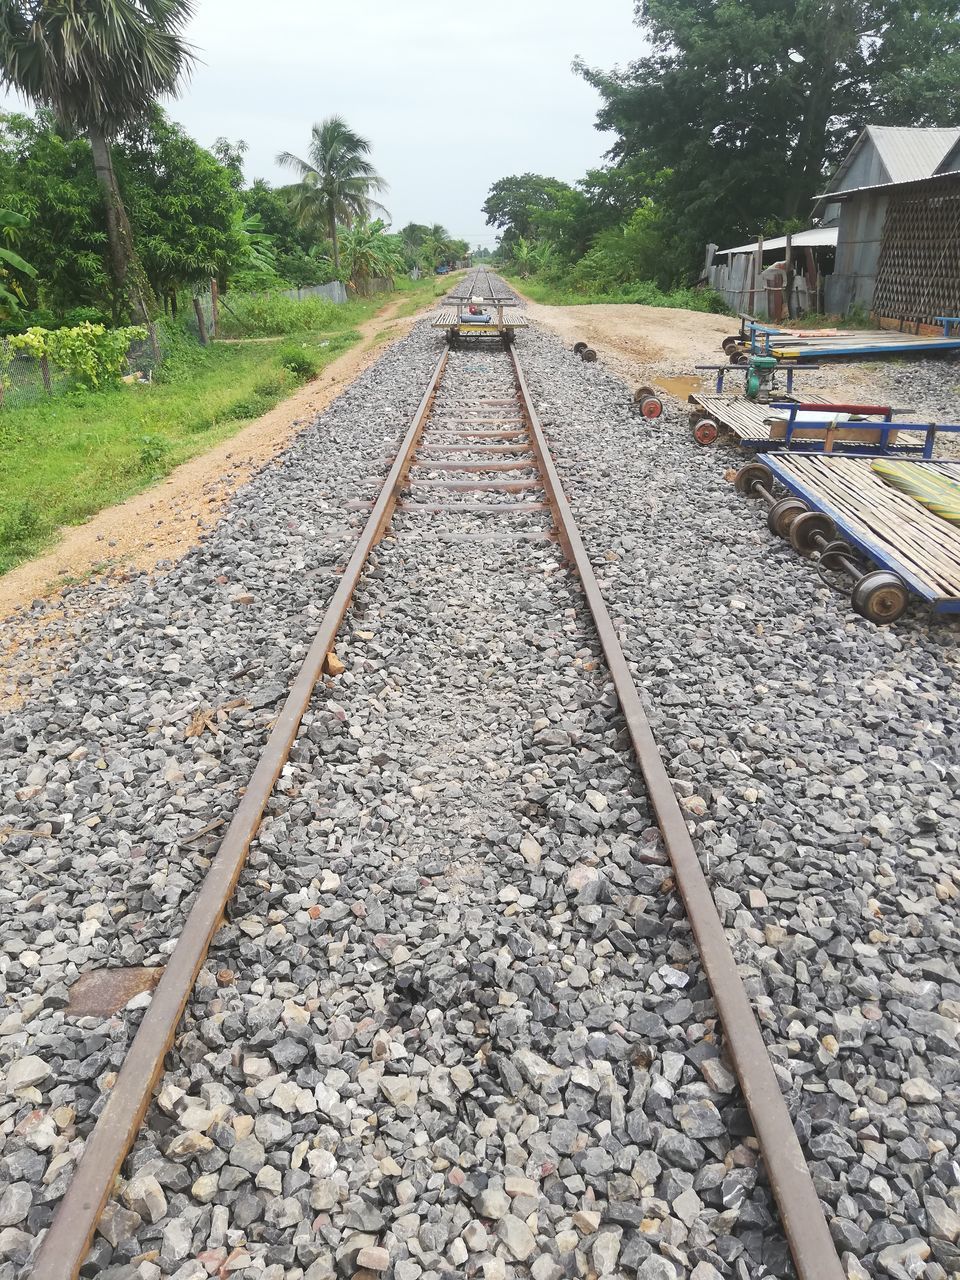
[
  {"left": 577, "top": 0, "right": 960, "bottom": 277},
  {"left": 338, "top": 219, "right": 404, "bottom": 294},
  {"left": 211, "top": 137, "right": 247, "bottom": 190},
  {"left": 117, "top": 109, "right": 246, "bottom": 305},
  {"left": 277, "top": 116, "right": 388, "bottom": 275},
  {"left": 482, "top": 173, "right": 573, "bottom": 248},
  {"left": 0, "top": 109, "right": 110, "bottom": 316},
  {"left": 0, "top": 0, "right": 196, "bottom": 321},
  {"left": 243, "top": 178, "right": 331, "bottom": 285}
]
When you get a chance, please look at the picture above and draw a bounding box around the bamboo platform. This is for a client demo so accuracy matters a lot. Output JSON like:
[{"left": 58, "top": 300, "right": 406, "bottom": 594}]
[
  {"left": 433, "top": 308, "right": 528, "bottom": 329},
  {"left": 690, "top": 392, "right": 842, "bottom": 446},
  {"left": 759, "top": 454, "right": 960, "bottom": 610},
  {"left": 741, "top": 321, "right": 960, "bottom": 361}
]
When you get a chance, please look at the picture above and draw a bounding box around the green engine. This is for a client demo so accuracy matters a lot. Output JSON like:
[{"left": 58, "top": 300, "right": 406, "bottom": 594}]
[{"left": 745, "top": 355, "right": 779, "bottom": 402}]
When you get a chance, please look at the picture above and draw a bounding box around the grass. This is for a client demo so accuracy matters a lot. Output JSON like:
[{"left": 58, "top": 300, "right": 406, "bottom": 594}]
[
  {"left": 0, "top": 272, "right": 457, "bottom": 576},
  {"left": 504, "top": 273, "right": 730, "bottom": 314},
  {"left": 218, "top": 272, "right": 460, "bottom": 337}
]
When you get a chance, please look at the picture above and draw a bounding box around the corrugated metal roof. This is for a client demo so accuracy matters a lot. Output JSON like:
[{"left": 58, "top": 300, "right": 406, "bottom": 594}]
[
  {"left": 934, "top": 136, "right": 960, "bottom": 174},
  {"left": 817, "top": 126, "right": 960, "bottom": 203},
  {"left": 812, "top": 168, "right": 960, "bottom": 203},
  {"left": 716, "top": 227, "right": 838, "bottom": 256},
  {"left": 868, "top": 126, "right": 960, "bottom": 184}
]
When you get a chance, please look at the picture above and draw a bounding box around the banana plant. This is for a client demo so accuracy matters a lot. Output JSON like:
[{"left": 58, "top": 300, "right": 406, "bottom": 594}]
[{"left": 0, "top": 209, "right": 38, "bottom": 318}]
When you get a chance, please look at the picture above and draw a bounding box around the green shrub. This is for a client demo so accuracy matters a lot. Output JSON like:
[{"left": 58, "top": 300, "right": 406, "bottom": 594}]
[
  {"left": 8, "top": 321, "right": 148, "bottom": 388},
  {"left": 136, "top": 433, "right": 169, "bottom": 473},
  {"left": 219, "top": 291, "right": 341, "bottom": 337},
  {"left": 252, "top": 372, "right": 291, "bottom": 398},
  {"left": 61, "top": 305, "right": 110, "bottom": 328},
  {"left": 224, "top": 395, "right": 267, "bottom": 420},
  {"left": 277, "top": 343, "right": 321, "bottom": 381},
  {"left": 0, "top": 498, "right": 41, "bottom": 549}
]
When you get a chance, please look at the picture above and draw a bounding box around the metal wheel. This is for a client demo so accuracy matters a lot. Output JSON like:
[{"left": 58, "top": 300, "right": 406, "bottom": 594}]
[
  {"left": 851, "top": 570, "right": 909, "bottom": 624},
  {"left": 721, "top": 336, "right": 741, "bottom": 354},
  {"left": 581, "top": 348, "right": 597, "bottom": 363},
  {"left": 635, "top": 388, "right": 663, "bottom": 419},
  {"left": 767, "top": 496, "right": 807, "bottom": 538},
  {"left": 789, "top": 510, "right": 836, "bottom": 556},
  {"left": 692, "top": 417, "right": 719, "bottom": 445},
  {"left": 734, "top": 462, "right": 773, "bottom": 496},
  {"left": 573, "top": 341, "right": 588, "bottom": 355},
  {"left": 818, "top": 539, "right": 858, "bottom": 573},
  {"left": 729, "top": 350, "right": 748, "bottom": 366}
]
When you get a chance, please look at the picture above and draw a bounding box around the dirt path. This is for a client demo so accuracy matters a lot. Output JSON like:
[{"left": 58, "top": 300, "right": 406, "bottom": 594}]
[
  {"left": 514, "top": 288, "right": 874, "bottom": 405},
  {"left": 518, "top": 293, "right": 735, "bottom": 374},
  {"left": 0, "top": 291, "right": 435, "bottom": 622}
]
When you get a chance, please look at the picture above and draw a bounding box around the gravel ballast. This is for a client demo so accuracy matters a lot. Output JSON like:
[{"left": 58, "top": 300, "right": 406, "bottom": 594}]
[{"left": 1, "top": 275, "right": 959, "bottom": 1280}]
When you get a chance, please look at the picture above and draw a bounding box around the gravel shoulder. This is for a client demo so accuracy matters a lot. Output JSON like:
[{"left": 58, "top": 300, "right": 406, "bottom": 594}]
[
  {"left": 2, "top": 283, "right": 960, "bottom": 1280},
  {"left": 517, "top": 289, "right": 960, "bottom": 459}
]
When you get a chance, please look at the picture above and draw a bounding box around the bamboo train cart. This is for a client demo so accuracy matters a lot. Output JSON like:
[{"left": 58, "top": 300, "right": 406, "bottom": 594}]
[
  {"left": 726, "top": 316, "right": 960, "bottom": 362},
  {"left": 735, "top": 455, "right": 960, "bottom": 622},
  {"left": 688, "top": 360, "right": 830, "bottom": 446},
  {"left": 433, "top": 297, "right": 528, "bottom": 347}
]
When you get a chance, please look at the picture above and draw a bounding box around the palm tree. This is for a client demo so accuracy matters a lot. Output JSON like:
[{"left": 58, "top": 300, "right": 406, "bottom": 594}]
[
  {"left": 0, "top": 0, "right": 195, "bottom": 321},
  {"left": 277, "top": 117, "right": 388, "bottom": 276}
]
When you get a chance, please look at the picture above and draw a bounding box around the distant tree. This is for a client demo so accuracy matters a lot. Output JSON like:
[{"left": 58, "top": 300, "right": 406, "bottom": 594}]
[
  {"left": 0, "top": 0, "right": 196, "bottom": 320},
  {"left": 576, "top": 0, "right": 960, "bottom": 275},
  {"left": 277, "top": 116, "right": 388, "bottom": 275},
  {"left": 482, "top": 173, "right": 573, "bottom": 248},
  {"left": 241, "top": 179, "right": 332, "bottom": 286},
  {"left": 211, "top": 137, "right": 247, "bottom": 191}
]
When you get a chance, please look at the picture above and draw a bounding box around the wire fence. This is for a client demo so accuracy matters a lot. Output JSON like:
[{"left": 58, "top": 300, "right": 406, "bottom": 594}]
[{"left": 0, "top": 325, "right": 162, "bottom": 411}]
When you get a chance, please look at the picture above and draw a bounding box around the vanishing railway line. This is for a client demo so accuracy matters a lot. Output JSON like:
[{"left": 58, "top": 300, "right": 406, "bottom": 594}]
[{"left": 21, "top": 274, "right": 847, "bottom": 1280}]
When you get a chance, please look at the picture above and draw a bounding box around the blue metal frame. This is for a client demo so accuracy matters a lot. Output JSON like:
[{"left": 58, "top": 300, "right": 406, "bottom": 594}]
[
  {"left": 758, "top": 453, "right": 960, "bottom": 612},
  {"left": 766, "top": 404, "right": 960, "bottom": 458},
  {"left": 934, "top": 316, "right": 960, "bottom": 336},
  {"left": 695, "top": 364, "right": 808, "bottom": 394},
  {"left": 743, "top": 319, "right": 960, "bottom": 360}
]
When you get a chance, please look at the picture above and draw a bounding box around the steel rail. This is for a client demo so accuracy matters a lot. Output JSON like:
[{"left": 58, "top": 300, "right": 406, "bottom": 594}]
[
  {"left": 32, "top": 334, "right": 841, "bottom": 1280},
  {"left": 29, "top": 350, "right": 449, "bottom": 1280},
  {"left": 508, "top": 346, "right": 844, "bottom": 1280}
]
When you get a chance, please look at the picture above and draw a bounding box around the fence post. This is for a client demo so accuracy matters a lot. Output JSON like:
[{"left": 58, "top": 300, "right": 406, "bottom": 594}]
[
  {"left": 40, "top": 354, "right": 52, "bottom": 395},
  {"left": 210, "top": 278, "right": 221, "bottom": 339},
  {"left": 193, "top": 296, "right": 209, "bottom": 346},
  {"left": 147, "top": 321, "right": 161, "bottom": 363}
]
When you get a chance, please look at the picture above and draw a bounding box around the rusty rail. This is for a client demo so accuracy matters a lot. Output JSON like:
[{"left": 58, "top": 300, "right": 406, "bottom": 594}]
[
  {"left": 31, "top": 339, "right": 842, "bottom": 1280},
  {"left": 508, "top": 347, "right": 843, "bottom": 1280},
  {"left": 29, "top": 350, "right": 448, "bottom": 1280}
]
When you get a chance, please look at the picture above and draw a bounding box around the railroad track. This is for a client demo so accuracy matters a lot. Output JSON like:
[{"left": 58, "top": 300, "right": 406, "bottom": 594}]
[{"left": 28, "top": 318, "right": 843, "bottom": 1279}]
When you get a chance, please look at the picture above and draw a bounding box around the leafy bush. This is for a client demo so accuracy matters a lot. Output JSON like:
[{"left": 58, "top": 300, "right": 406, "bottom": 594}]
[
  {"left": 8, "top": 321, "right": 147, "bottom": 388},
  {"left": 277, "top": 343, "right": 321, "bottom": 381},
  {"left": 136, "top": 434, "right": 169, "bottom": 473},
  {"left": 152, "top": 317, "right": 211, "bottom": 384},
  {"left": 224, "top": 395, "right": 267, "bottom": 420},
  {"left": 219, "top": 291, "right": 341, "bottom": 337},
  {"left": 0, "top": 498, "right": 41, "bottom": 550},
  {"left": 252, "top": 372, "right": 292, "bottom": 398}
]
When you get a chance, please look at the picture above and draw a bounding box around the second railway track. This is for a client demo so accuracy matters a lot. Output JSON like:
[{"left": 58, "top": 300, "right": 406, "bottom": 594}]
[{"left": 19, "top": 294, "right": 846, "bottom": 1279}]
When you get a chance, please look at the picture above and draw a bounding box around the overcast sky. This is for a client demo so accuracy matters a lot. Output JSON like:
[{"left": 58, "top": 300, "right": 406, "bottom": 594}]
[
  {"left": 171, "top": 0, "right": 645, "bottom": 247},
  {"left": 3, "top": 0, "right": 643, "bottom": 249}
]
